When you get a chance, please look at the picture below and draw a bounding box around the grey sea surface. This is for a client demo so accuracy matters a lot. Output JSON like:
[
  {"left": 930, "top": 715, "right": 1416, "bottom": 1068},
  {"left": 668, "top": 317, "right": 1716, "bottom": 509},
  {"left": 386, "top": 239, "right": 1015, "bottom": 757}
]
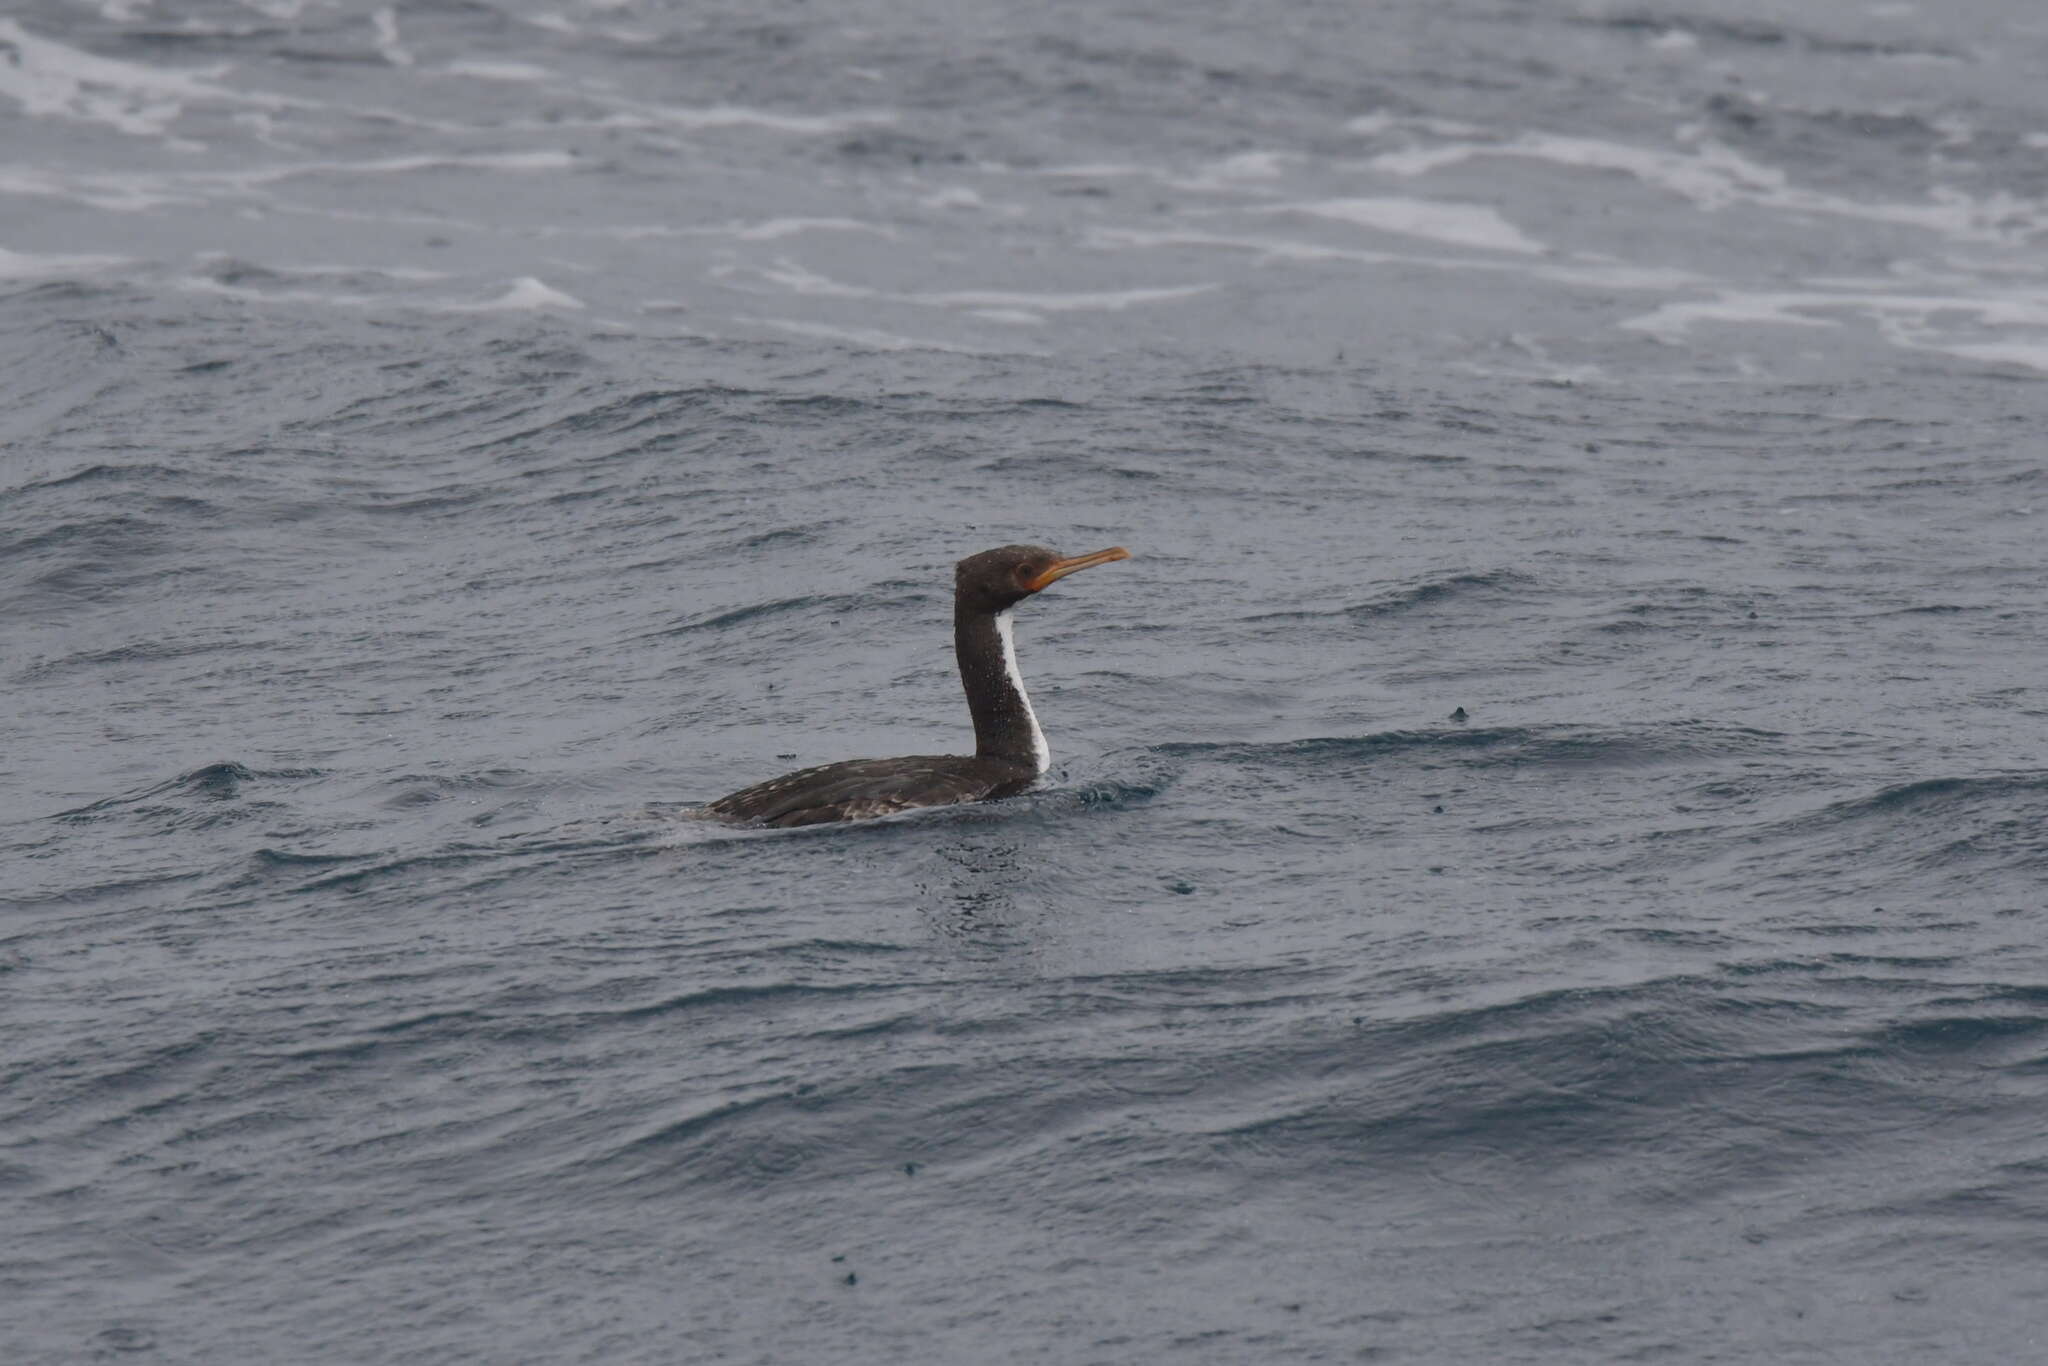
[{"left": 4, "top": 0, "right": 2047, "bottom": 1362}]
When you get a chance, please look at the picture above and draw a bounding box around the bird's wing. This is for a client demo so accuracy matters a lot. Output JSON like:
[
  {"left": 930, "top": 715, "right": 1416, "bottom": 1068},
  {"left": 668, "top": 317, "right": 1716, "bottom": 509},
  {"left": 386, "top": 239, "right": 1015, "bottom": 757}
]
[{"left": 704, "top": 756, "right": 1030, "bottom": 827}]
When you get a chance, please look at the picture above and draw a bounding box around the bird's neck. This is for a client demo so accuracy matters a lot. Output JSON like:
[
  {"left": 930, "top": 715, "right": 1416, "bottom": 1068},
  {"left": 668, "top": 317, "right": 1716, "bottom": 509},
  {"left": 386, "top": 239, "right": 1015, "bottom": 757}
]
[{"left": 955, "top": 604, "right": 1049, "bottom": 773}]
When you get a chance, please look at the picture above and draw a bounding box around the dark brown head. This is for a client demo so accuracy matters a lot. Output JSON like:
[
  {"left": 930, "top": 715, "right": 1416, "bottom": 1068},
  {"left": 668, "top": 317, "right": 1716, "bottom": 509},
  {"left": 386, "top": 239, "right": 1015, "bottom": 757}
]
[{"left": 953, "top": 543, "right": 1131, "bottom": 614}]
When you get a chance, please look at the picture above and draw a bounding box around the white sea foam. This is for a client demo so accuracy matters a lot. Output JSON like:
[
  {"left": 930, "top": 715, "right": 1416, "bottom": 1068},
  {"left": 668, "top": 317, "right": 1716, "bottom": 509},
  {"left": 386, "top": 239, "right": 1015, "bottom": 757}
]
[
  {"left": 744, "top": 317, "right": 932, "bottom": 349},
  {"left": 0, "top": 243, "right": 130, "bottom": 280},
  {"left": 170, "top": 267, "right": 582, "bottom": 315},
  {"left": 923, "top": 187, "right": 985, "bottom": 211},
  {"left": 0, "top": 18, "right": 269, "bottom": 141},
  {"left": 371, "top": 7, "right": 412, "bottom": 67},
  {"left": 452, "top": 278, "right": 586, "bottom": 312},
  {"left": 735, "top": 316, "right": 998, "bottom": 353},
  {"left": 1622, "top": 293, "right": 1845, "bottom": 339},
  {"left": 1346, "top": 112, "right": 1483, "bottom": 139},
  {"left": 1368, "top": 132, "right": 1778, "bottom": 201},
  {"left": 0, "top": 18, "right": 886, "bottom": 155},
  {"left": 727, "top": 259, "right": 1217, "bottom": 315},
  {"left": 1250, "top": 197, "right": 1547, "bottom": 254},
  {"left": 732, "top": 217, "right": 891, "bottom": 242},
  {"left": 1370, "top": 130, "right": 2048, "bottom": 244},
  {"left": 548, "top": 218, "right": 890, "bottom": 243},
  {"left": 1032, "top": 163, "right": 1155, "bottom": 181},
  {"left": 1936, "top": 340, "right": 2048, "bottom": 370},
  {"left": 1623, "top": 283, "right": 2048, "bottom": 373},
  {"left": 1084, "top": 224, "right": 1410, "bottom": 263},
  {"left": 918, "top": 284, "right": 1217, "bottom": 312},
  {"left": 441, "top": 61, "right": 555, "bottom": 83},
  {"left": 1087, "top": 226, "right": 1697, "bottom": 290},
  {"left": 1023, "top": 153, "right": 1293, "bottom": 197},
  {"left": 598, "top": 99, "right": 897, "bottom": 136},
  {"left": 1165, "top": 151, "right": 1293, "bottom": 193},
  {"left": 0, "top": 165, "right": 177, "bottom": 211},
  {"left": 1205, "top": 151, "right": 1289, "bottom": 180},
  {"left": 173, "top": 276, "right": 382, "bottom": 308},
  {"left": 2, "top": 147, "right": 582, "bottom": 213},
  {"left": 744, "top": 259, "right": 874, "bottom": 300},
  {"left": 294, "top": 150, "right": 580, "bottom": 178},
  {"left": 721, "top": 259, "right": 1207, "bottom": 336},
  {"left": 1530, "top": 260, "right": 1703, "bottom": 291},
  {"left": 1625, "top": 287, "right": 2048, "bottom": 338}
]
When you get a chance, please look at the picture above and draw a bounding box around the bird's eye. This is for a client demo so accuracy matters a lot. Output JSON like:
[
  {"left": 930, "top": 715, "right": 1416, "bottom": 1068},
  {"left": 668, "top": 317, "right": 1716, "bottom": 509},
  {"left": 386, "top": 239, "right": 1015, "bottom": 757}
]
[{"left": 1014, "top": 563, "right": 1038, "bottom": 588}]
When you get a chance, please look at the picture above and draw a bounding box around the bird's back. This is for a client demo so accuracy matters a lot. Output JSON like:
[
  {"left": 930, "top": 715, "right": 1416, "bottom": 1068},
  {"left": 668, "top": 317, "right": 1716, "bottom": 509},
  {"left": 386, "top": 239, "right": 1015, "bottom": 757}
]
[{"left": 701, "top": 754, "right": 1037, "bottom": 828}]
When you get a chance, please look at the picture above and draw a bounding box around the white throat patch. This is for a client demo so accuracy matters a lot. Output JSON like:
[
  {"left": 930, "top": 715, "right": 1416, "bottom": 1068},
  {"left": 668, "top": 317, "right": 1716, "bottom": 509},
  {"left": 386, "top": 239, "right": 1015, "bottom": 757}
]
[{"left": 993, "top": 608, "right": 1050, "bottom": 773}]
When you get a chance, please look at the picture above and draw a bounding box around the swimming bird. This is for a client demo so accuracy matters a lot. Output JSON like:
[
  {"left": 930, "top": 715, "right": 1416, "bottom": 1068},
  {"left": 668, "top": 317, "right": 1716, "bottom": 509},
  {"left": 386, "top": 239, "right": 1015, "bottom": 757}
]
[{"left": 702, "top": 543, "right": 1130, "bottom": 827}]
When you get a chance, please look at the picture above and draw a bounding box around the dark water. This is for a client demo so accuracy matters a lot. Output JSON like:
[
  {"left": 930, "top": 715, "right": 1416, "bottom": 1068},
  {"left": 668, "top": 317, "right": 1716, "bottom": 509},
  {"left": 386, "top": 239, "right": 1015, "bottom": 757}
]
[{"left": 5, "top": 1, "right": 2047, "bottom": 1361}]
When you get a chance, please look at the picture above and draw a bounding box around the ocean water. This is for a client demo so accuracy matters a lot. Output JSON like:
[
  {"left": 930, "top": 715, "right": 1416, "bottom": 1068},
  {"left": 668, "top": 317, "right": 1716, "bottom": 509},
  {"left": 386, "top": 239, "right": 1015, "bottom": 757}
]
[{"left": 4, "top": 0, "right": 2047, "bottom": 1361}]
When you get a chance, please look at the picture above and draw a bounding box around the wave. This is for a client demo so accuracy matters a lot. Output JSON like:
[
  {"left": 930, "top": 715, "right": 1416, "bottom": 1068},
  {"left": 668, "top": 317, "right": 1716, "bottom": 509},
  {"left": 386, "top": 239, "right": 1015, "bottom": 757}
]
[
  {"left": 1243, "top": 569, "right": 1535, "bottom": 623},
  {"left": 1155, "top": 720, "right": 1785, "bottom": 772},
  {"left": 1828, "top": 773, "right": 2048, "bottom": 818},
  {"left": 48, "top": 761, "right": 323, "bottom": 822},
  {"left": 457, "top": 384, "right": 766, "bottom": 454},
  {"left": 15, "top": 635, "right": 255, "bottom": 684},
  {"left": 509, "top": 953, "right": 2048, "bottom": 1206},
  {"left": 1745, "top": 771, "right": 2048, "bottom": 861},
  {"left": 1583, "top": 11, "right": 1964, "bottom": 61},
  {"left": 641, "top": 587, "right": 948, "bottom": 642}
]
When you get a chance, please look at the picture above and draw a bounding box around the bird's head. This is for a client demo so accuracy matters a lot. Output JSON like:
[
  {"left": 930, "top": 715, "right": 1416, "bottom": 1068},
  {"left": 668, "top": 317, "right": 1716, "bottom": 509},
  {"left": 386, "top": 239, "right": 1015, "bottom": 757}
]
[{"left": 953, "top": 543, "right": 1131, "bottom": 613}]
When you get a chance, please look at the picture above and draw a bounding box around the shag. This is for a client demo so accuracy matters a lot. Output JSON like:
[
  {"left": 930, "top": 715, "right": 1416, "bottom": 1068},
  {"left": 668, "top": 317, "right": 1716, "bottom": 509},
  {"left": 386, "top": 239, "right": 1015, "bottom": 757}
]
[{"left": 703, "top": 544, "right": 1129, "bottom": 827}]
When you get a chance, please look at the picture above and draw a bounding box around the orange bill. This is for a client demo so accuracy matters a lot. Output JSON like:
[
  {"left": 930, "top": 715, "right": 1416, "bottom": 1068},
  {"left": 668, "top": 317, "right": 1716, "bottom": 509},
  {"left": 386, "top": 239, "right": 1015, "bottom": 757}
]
[{"left": 1021, "top": 546, "right": 1131, "bottom": 592}]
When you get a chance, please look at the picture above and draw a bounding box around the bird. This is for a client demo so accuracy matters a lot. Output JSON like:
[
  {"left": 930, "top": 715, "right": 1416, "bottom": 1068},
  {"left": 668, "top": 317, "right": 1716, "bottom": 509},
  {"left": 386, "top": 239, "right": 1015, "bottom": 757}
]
[{"left": 701, "top": 543, "right": 1130, "bottom": 827}]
